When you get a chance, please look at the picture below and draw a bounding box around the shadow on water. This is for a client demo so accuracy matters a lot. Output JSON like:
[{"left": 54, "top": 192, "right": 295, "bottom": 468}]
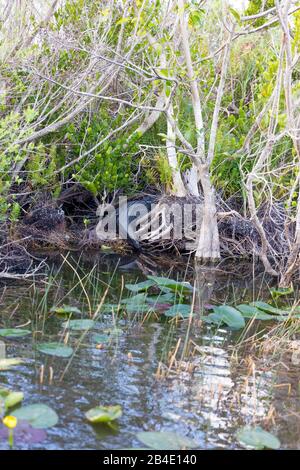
[{"left": 0, "top": 252, "right": 299, "bottom": 449}]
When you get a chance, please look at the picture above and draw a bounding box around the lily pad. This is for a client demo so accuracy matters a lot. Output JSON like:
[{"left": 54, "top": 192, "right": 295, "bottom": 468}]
[
  {"left": 236, "top": 304, "right": 276, "bottom": 320},
  {"left": 146, "top": 293, "right": 175, "bottom": 304},
  {"left": 147, "top": 275, "right": 193, "bottom": 293},
  {"left": 0, "top": 329, "right": 31, "bottom": 338},
  {"left": 36, "top": 342, "right": 73, "bottom": 358},
  {"left": 0, "top": 358, "right": 24, "bottom": 370},
  {"left": 206, "top": 305, "right": 245, "bottom": 330},
  {"left": 236, "top": 426, "right": 280, "bottom": 450},
  {"left": 125, "top": 280, "right": 155, "bottom": 292},
  {"left": 50, "top": 305, "right": 81, "bottom": 316},
  {"left": 124, "top": 304, "right": 152, "bottom": 314},
  {"left": 164, "top": 304, "right": 192, "bottom": 318},
  {"left": 250, "top": 301, "right": 289, "bottom": 315},
  {"left": 270, "top": 286, "right": 294, "bottom": 297},
  {"left": 92, "top": 333, "right": 110, "bottom": 344},
  {"left": 104, "top": 328, "right": 123, "bottom": 337},
  {"left": 0, "top": 389, "right": 24, "bottom": 409},
  {"left": 121, "top": 293, "right": 148, "bottom": 304},
  {"left": 136, "top": 431, "right": 198, "bottom": 450},
  {"left": 13, "top": 404, "right": 58, "bottom": 429},
  {"left": 85, "top": 405, "right": 122, "bottom": 424},
  {"left": 101, "top": 303, "right": 120, "bottom": 313},
  {"left": 62, "top": 319, "right": 95, "bottom": 330}
]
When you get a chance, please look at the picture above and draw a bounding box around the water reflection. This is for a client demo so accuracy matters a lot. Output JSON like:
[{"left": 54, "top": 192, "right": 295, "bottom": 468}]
[{"left": 0, "top": 254, "right": 298, "bottom": 449}]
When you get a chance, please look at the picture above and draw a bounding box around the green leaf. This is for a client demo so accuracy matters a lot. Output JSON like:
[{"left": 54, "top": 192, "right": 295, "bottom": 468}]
[
  {"left": 237, "top": 426, "right": 280, "bottom": 450},
  {"left": 116, "top": 16, "right": 130, "bottom": 26},
  {"left": 0, "top": 389, "right": 24, "bottom": 409},
  {"left": 136, "top": 431, "right": 198, "bottom": 450},
  {"left": 24, "top": 106, "right": 37, "bottom": 123},
  {"left": 50, "top": 305, "right": 81, "bottom": 316},
  {"left": 189, "top": 10, "right": 203, "bottom": 27},
  {"left": 159, "top": 68, "right": 169, "bottom": 78},
  {"left": 228, "top": 7, "right": 241, "bottom": 24},
  {"left": 164, "top": 304, "right": 192, "bottom": 318},
  {"left": 125, "top": 280, "right": 155, "bottom": 292},
  {"left": 0, "top": 358, "right": 24, "bottom": 370},
  {"left": 0, "top": 329, "right": 31, "bottom": 338},
  {"left": 36, "top": 342, "right": 73, "bottom": 358},
  {"left": 104, "top": 328, "right": 123, "bottom": 337},
  {"left": 85, "top": 405, "right": 122, "bottom": 423},
  {"left": 236, "top": 304, "right": 276, "bottom": 320},
  {"left": 206, "top": 305, "right": 245, "bottom": 330},
  {"left": 121, "top": 293, "right": 148, "bottom": 305},
  {"left": 146, "top": 293, "right": 175, "bottom": 304},
  {"left": 92, "top": 333, "right": 110, "bottom": 344},
  {"left": 270, "top": 286, "right": 294, "bottom": 298},
  {"left": 62, "top": 319, "right": 95, "bottom": 330},
  {"left": 124, "top": 304, "right": 152, "bottom": 314},
  {"left": 13, "top": 404, "right": 58, "bottom": 429},
  {"left": 101, "top": 303, "right": 120, "bottom": 313},
  {"left": 147, "top": 275, "right": 193, "bottom": 293},
  {"left": 250, "top": 301, "right": 289, "bottom": 315}
]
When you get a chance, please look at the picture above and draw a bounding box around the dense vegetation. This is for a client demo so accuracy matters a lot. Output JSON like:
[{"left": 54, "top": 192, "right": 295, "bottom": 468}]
[{"left": 1, "top": 0, "right": 300, "bottom": 283}]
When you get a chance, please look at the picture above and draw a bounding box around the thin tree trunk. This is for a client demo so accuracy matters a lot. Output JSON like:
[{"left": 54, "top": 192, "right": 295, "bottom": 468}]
[{"left": 195, "top": 164, "right": 220, "bottom": 261}]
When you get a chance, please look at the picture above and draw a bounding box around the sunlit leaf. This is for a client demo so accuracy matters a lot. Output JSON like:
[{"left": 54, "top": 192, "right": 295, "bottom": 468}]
[
  {"left": 0, "top": 389, "right": 24, "bottom": 409},
  {"left": 50, "top": 305, "right": 81, "bottom": 316},
  {"left": 0, "top": 358, "right": 24, "bottom": 370},
  {"left": 85, "top": 405, "right": 122, "bottom": 423}
]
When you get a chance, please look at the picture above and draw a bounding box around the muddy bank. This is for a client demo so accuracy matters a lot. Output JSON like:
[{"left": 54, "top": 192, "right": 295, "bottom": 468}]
[{"left": 0, "top": 184, "right": 296, "bottom": 279}]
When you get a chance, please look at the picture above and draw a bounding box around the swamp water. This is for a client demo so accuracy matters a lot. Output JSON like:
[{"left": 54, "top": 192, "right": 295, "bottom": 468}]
[{"left": 0, "top": 253, "right": 300, "bottom": 450}]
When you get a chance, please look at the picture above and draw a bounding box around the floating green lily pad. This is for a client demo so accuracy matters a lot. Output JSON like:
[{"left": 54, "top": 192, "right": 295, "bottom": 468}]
[
  {"left": 85, "top": 405, "right": 122, "bottom": 423},
  {"left": 92, "top": 333, "right": 110, "bottom": 344},
  {"left": 104, "top": 328, "right": 123, "bottom": 337},
  {"left": 236, "top": 304, "right": 276, "bottom": 320},
  {"left": 13, "top": 404, "right": 58, "bottom": 429},
  {"left": 50, "top": 305, "right": 81, "bottom": 315},
  {"left": 36, "top": 342, "right": 73, "bottom": 358},
  {"left": 250, "top": 301, "right": 289, "bottom": 315},
  {"left": 0, "top": 329, "right": 31, "bottom": 338},
  {"left": 236, "top": 426, "right": 280, "bottom": 450},
  {"left": 206, "top": 305, "right": 245, "bottom": 330},
  {"left": 136, "top": 431, "right": 198, "bottom": 450},
  {"left": 121, "top": 293, "right": 148, "bottom": 304},
  {"left": 101, "top": 303, "right": 120, "bottom": 313},
  {"left": 125, "top": 280, "right": 155, "bottom": 292},
  {"left": 164, "top": 304, "right": 192, "bottom": 318},
  {"left": 147, "top": 275, "right": 193, "bottom": 293},
  {"left": 0, "top": 389, "right": 24, "bottom": 409},
  {"left": 146, "top": 293, "right": 175, "bottom": 304},
  {"left": 62, "top": 319, "right": 95, "bottom": 330}
]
